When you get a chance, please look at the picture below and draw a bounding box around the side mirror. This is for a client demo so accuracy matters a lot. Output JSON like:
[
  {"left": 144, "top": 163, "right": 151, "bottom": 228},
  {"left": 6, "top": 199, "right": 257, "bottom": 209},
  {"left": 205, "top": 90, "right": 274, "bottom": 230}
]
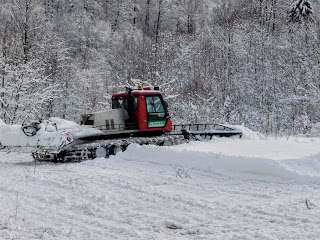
[
  {"left": 163, "top": 100, "right": 169, "bottom": 117},
  {"left": 163, "top": 100, "right": 168, "bottom": 110}
]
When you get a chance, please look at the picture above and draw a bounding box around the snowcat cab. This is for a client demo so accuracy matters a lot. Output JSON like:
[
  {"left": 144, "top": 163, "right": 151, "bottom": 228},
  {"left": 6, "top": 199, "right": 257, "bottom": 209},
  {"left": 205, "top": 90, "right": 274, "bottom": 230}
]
[{"left": 81, "top": 86, "right": 172, "bottom": 137}]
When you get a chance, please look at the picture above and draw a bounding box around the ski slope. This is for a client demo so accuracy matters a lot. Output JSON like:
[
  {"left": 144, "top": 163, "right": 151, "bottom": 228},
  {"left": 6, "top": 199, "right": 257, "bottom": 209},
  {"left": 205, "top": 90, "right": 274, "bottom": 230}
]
[{"left": 1, "top": 136, "right": 320, "bottom": 239}]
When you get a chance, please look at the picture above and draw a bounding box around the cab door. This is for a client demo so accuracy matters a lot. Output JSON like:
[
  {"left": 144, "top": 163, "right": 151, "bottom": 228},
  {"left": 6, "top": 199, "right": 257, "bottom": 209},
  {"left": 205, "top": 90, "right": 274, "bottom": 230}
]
[{"left": 145, "top": 96, "right": 167, "bottom": 128}]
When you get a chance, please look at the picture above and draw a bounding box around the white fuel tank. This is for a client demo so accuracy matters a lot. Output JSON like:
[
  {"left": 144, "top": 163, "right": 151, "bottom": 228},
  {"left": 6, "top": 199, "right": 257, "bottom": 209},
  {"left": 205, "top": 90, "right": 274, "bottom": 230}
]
[{"left": 84, "top": 109, "right": 128, "bottom": 131}]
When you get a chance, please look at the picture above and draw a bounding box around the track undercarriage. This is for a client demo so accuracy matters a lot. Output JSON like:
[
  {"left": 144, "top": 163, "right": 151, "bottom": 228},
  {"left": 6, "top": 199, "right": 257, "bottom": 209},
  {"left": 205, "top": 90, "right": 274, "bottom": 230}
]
[
  {"left": 31, "top": 135, "right": 185, "bottom": 162},
  {"left": 29, "top": 124, "right": 241, "bottom": 162}
]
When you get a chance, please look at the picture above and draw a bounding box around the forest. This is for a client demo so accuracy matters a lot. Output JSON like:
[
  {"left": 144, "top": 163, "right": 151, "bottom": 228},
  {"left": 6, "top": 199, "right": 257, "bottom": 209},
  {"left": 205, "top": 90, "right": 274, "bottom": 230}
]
[{"left": 0, "top": 0, "right": 319, "bottom": 135}]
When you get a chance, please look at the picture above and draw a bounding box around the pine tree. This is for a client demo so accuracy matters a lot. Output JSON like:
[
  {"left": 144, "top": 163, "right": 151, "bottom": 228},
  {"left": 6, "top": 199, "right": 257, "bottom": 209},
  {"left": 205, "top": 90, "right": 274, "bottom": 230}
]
[{"left": 288, "top": 0, "right": 313, "bottom": 22}]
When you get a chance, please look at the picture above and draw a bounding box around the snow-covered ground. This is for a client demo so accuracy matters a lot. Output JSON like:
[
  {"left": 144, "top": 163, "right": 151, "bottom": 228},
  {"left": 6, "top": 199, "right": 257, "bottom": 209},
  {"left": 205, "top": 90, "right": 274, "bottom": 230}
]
[{"left": 1, "top": 137, "right": 320, "bottom": 239}]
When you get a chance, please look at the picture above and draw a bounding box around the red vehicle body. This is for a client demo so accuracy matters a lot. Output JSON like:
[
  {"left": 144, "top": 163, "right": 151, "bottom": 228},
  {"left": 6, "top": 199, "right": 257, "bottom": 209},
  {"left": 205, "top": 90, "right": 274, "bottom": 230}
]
[{"left": 111, "top": 87, "right": 172, "bottom": 133}]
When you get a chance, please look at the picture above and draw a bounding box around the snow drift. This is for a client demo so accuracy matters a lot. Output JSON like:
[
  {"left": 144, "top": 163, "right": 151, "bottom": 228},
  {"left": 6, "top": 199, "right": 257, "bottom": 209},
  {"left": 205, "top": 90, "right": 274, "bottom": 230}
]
[
  {"left": 114, "top": 137, "right": 320, "bottom": 182},
  {"left": 309, "top": 122, "right": 320, "bottom": 137},
  {"left": 231, "top": 124, "right": 265, "bottom": 140}
]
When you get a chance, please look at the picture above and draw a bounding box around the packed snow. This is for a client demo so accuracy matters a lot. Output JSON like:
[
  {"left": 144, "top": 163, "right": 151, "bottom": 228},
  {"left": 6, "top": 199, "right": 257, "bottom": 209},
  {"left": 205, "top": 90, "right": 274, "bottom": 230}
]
[
  {"left": 47, "top": 117, "right": 104, "bottom": 139},
  {"left": 1, "top": 131, "right": 320, "bottom": 239}
]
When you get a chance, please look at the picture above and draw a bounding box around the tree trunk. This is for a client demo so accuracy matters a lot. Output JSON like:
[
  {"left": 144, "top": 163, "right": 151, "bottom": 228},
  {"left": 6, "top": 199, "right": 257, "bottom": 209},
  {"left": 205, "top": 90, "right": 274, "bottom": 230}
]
[
  {"left": 23, "top": 0, "right": 31, "bottom": 64},
  {"left": 145, "top": 0, "right": 150, "bottom": 33},
  {"left": 113, "top": 0, "right": 121, "bottom": 31},
  {"left": 133, "top": 0, "right": 137, "bottom": 25},
  {"left": 155, "top": 0, "right": 162, "bottom": 43}
]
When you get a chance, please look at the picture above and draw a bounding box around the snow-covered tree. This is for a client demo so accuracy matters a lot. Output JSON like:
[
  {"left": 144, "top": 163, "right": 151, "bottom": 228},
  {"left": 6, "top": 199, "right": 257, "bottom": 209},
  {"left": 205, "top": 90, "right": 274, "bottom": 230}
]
[
  {"left": 0, "top": 60, "right": 58, "bottom": 124},
  {"left": 0, "top": 0, "right": 320, "bottom": 134},
  {"left": 288, "top": 0, "right": 313, "bottom": 22}
]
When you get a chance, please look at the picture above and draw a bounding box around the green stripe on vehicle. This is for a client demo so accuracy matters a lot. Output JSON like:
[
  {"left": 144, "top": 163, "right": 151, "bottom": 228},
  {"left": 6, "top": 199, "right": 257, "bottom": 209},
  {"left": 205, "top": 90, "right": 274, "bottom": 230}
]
[{"left": 148, "top": 120, "right": 166, "bottom": 128}]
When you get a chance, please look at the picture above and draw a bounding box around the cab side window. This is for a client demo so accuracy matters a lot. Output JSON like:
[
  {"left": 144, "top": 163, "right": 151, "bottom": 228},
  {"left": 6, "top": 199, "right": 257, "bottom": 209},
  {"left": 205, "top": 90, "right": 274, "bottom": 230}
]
[{"left": 112, "top": 97, "right": 127, "bottom": 109}]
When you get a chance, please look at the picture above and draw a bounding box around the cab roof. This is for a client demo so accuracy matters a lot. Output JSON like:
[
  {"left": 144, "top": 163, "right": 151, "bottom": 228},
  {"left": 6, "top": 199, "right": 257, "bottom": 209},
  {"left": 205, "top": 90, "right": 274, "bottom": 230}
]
[{"left": 112, "top": 90, "right": 161, "bottom": 98}]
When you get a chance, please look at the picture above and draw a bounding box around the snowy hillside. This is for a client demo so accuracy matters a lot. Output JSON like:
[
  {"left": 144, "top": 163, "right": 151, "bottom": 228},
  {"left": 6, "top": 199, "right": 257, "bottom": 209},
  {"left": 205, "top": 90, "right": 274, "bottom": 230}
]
[
  {"left": 1, "top": 0, "right": 320, "bottom": 135},
  {"left": 1, "top": 137, "right": 320, "bottom": 239}
]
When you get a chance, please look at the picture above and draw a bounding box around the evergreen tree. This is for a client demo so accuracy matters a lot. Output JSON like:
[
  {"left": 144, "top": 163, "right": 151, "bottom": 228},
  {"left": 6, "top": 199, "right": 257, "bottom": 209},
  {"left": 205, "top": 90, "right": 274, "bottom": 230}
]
[{"left": 288, "top": 0, "right": 313, "bottom": 22}]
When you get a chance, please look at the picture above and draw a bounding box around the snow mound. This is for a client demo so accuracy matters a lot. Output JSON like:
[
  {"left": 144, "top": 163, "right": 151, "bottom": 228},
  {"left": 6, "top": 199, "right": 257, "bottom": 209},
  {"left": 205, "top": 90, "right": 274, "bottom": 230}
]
[
  {"left": 309, "top": 122, "right": 320, "bottom": 137},
  {"left": 115, "top": 138, "right": 320, "bottom": 182},
  {"left": 49, "top": 117, "right": 103, "bottom": 139},
  {"left": 0, "top": 118, "right": 104, "bottom": 148},
  {"left": 49, "top": 117, "right": 80, "bottom": 131},
  {"left": 231, "top": 124, "right": 264, "bottom": 140},
  {"left": 172, "top": 137, "right": 320, "bottom": 160},
  {"left": 0, "top": 122, "right": 71, "bottom": 148},
  {"left": 0, "top": 119, "right": 5, "bottom": 143}
]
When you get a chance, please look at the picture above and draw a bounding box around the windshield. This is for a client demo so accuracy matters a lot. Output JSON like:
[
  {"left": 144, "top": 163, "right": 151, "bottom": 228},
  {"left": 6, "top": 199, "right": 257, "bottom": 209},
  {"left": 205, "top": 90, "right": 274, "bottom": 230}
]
[{"left": 146, "top": 96, "right": 165, "bottom": 119}]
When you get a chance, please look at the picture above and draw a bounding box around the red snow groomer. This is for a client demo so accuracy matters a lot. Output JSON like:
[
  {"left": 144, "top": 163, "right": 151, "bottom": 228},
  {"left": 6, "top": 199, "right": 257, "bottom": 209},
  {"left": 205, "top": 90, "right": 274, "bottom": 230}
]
[
  {"left": 81, "top": 86, "right": 172, "bottom": 138},
  {"left": 0, "top": 85, "right": 242, "bottom": 162}
]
